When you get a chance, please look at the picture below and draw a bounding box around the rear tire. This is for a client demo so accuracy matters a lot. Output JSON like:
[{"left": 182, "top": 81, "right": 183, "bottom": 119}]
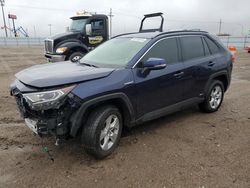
[
  {"left": 69, "top": 52, "right": 85, "bottom": 62},
  {"left": 81, "top": 106, "right": 123, "bottom": 159},
  {"left": 199, "top": 80, "right": 224, "bottom": 113}
]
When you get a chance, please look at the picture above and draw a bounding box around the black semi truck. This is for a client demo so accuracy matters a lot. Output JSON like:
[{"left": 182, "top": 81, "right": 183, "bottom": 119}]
[
  {"left": 44, "top": 12, "right": 164, "bottom": 63},
  {"left": 44, "top": 13, "right": 109, "bottom": 62}
]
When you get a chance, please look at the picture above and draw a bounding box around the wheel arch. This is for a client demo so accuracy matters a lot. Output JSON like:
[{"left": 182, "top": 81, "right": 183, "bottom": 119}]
[
  {"left": 214, "top": 74, "right": 229, "bottom": 91},
  {"left": 204, "top": 71, "right": 230, "bottom": 94},
  {"left": 70, "top": 93, "right": 135, "bottom": 137},
  {"left": 56, "top": 42, "right": 89, "bottom": 60}
]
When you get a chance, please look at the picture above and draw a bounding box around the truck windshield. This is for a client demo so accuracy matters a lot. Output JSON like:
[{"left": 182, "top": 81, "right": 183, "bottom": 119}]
[
  {"left": 80, "top": 37, "right": 149, "bottom": 67},
  {"left": 70, "top": 19, "right": 88, "bottom": 32}
]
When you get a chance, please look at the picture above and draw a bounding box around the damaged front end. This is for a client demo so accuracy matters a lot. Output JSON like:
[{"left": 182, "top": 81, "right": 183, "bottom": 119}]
[{"left": 10, "top": 81, "right": 82, "bottom": 138}]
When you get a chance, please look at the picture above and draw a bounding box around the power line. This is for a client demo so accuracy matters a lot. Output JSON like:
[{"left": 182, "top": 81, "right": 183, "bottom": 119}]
[{"left": 7, "top": 4, "right": 76, "bottom": 12}]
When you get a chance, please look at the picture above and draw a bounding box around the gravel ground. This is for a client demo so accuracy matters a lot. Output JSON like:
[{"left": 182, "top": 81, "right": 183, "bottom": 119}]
[{"left": 0, "top": 46, "right": 249, "bottom": 188}]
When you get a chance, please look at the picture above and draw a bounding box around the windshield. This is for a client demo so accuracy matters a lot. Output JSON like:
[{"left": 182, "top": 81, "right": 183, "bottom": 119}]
[
  {"left": 80, "top": 37, "right": 149, "bottom": 67},
  {"left": 70, "top": 18, "right": 87, "bottom": 32}
]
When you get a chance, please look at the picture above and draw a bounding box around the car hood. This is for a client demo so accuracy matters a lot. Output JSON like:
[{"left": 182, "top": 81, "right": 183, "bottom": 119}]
[
  {"left": 15, "top": 62, "right": 115, "bottom": 88},
  {"left": 50, "top": 31, "right": 80, "bottom": 41}
]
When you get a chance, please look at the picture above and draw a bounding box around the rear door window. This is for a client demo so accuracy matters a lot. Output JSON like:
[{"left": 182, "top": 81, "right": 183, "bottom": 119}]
[
  {"left": 141, "top": 38, "right": 179, "bottom": 64},
  {"left": 204, "top": 37, "right": 220, "bottom": 54},
  {"left": 180, "top": 36, "right": 205, "bottom": 61}
]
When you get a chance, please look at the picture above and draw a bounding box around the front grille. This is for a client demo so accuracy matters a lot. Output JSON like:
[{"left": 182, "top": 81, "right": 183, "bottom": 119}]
[{"left": 45, "top": 40, "right": 53, "bottom": 54}]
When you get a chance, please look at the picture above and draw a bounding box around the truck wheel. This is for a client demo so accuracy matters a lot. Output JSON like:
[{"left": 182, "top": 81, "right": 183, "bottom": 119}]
[
  {"left": 69, "top": 52, "right": 85, "bottom": 62},
  {"left": 82, "top": 106, "right": 123, "bottom": 159},
  {"left": 199, "top": 80, "right": 224, "bottom": 113}
]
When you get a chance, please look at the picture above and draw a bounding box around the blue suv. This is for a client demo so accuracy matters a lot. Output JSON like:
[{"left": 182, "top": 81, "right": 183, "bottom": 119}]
[{"left": 10, "top": 23, "right": 233, "bottom": 159}]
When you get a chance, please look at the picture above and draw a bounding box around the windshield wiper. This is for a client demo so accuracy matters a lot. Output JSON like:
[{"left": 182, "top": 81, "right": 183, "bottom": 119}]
[{"left": 79, "top": 61, "right": 99, "bottom": 68}]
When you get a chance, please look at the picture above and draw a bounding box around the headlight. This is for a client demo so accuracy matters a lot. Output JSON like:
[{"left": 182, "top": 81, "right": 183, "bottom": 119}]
[
  {"left": 56, "top": 47, "right": 68, "bottom": 54},
  {"left": 23, "top": 85, "right": 75, "bottom": 110}
]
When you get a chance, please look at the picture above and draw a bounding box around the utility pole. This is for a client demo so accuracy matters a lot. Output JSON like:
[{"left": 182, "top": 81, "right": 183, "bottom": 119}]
[
  {"left": 108, "top": 8, "right": 114, "bottom": 39},
  {"left": 218, "top": 19, "right": 222, "bottom": 35},
  {"left": 33, "top": 25, "right": 37, "bottom": 38},
  {"left": 8, "top": 12, "right": 12, "bottom": 37},
  {"left": 0, "top": 0, "right": 8, "bottom": 37},
  {"left": 48, "top": 24, "right": 52, "bottom": 36}
]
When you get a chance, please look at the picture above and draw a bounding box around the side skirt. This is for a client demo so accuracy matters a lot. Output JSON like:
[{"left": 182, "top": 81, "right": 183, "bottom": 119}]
[{"left": 135, "top": 97, "right": 204, "bottom": 125}]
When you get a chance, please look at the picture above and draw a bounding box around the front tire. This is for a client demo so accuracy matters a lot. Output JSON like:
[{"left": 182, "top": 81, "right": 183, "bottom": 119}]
[
  {"left": 82, "top": 106, "right": 123, "bottom": 159},
  {"left": 199, "top": 80, "right": 224, "bottom": 113}
]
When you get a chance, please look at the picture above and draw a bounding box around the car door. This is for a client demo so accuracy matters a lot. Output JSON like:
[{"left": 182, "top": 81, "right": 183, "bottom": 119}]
[
  {"left": 179, "top": 35, "right": 216, "bottom": 100},
  {"left": 132, "top": 37, "right": 185, "bottom": 117},
  {"left": 87, "top": 19, "right": 107, "bottom": 48}
]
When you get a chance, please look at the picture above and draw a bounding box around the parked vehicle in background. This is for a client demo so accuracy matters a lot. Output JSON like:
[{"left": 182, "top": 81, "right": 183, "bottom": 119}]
[
  {"left": 45, "top": 12, "right": 109, "bottom": 62},
  {"left": 246, "top": 46, "right": 250, "bottom": 53},
  {"left": 11, "top": 13, "right": 233, "bottom": 159}
]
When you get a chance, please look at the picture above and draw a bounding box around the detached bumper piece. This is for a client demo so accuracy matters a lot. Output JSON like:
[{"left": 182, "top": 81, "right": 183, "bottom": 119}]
[
  {"left": 24, "top": 118, "right": 64, "bottom": 136},
  {"left": 24, "top": 118, "right": 38, "bottom": 134}
]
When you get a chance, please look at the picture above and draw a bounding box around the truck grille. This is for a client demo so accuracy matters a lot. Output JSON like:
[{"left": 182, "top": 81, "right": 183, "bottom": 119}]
[{"left": 45, "top": 40, "right": 53, "bottom": 54}]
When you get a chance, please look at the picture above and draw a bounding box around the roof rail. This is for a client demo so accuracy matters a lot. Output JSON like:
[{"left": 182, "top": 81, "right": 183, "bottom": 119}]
[
  {"left": 139, "top": 12, "right": 164, "bottom": 33},
  {"left": 154, "top": 29, "right": 208, "bottom": 37},
  {"left": 112, "top": 32, "right": 140, "bottom": 39}
]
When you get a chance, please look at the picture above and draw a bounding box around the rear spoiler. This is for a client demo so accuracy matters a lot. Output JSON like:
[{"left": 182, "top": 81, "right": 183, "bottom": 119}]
[{"left": 139, "top": 12, "right": 164, "bottom": 33}]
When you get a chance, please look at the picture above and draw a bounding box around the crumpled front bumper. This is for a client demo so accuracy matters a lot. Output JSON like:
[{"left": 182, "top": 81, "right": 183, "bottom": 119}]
[
  {"left": 10, "top": 84, "right": 82, "bottom": 137},
  {"left": 13, "top": 93, "right": 68, "bottom": 136}
]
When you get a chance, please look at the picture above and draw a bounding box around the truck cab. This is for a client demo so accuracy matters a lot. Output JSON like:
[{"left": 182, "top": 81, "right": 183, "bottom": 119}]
[{"left": 45, "top": 13, "right": 109, "bottom": 62}]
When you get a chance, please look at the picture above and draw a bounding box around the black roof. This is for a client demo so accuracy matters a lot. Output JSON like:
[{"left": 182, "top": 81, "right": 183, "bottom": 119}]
[{"left": 115, "top": 30, "right": 209, "bottom": 39}]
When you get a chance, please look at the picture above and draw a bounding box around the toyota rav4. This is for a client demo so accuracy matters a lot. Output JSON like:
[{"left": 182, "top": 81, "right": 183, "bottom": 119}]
[{"left": 10, "top": 30, "right": 233, "bottom": 159}]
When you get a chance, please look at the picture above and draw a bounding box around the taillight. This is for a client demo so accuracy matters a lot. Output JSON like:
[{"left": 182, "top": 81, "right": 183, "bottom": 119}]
[{"left": 231, "top": 54, "right": 235, "bottom": 63}]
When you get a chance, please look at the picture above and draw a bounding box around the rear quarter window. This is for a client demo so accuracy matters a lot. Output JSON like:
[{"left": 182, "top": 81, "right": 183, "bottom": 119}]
[
  {"left": 204, "top": 37, "right": 221, "bottom": 54},
  {"left": 202, "top": 37, "right": 211, "bottom": 56},
  {"left": 180, "top": 36, "right": 205, "bottom": 61}
]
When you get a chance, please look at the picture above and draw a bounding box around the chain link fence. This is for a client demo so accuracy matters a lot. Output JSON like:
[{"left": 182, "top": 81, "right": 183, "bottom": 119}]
[
  {"left": 218, "top": 36, "right": 250, "bottom": 48},
  {"left": 0, "top": 36, "right": 249, "bottom": 48},
  {"left": 0, "top": 37, "right": 45, "bottom": 46}
]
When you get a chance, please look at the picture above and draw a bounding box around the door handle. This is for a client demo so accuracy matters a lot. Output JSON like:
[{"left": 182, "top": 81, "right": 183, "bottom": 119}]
[
  {"left": 208, "top": 61, "right": 215, "bottom": 67},
  {"left": 174, "top": 72, "right": 184, "bottom": 78}
]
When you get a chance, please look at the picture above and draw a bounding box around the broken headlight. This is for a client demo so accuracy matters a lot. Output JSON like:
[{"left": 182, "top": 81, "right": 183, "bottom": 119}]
[{"left": 23, "top": 85, "right": 75, "bottom": 111}]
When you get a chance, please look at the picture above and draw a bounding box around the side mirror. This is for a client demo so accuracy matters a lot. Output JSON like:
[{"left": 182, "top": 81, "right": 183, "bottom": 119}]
[
  {"left": 85, "top": 24, "right": 92, "bottom": 36},
  {"left": 142, "top": 58, "right": 167, "bottom": 72}
]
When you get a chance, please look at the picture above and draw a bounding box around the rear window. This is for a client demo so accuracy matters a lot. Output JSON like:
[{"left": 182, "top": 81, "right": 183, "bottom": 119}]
[
  {"left": 204, "top": 37, "right": 220, "bottom": 54},
  {"left": 180, "top": 36, "right": 205, "bottom": 61}
]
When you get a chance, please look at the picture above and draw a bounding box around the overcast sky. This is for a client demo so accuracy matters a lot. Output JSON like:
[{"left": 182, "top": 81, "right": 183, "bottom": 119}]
[{"left": 1, "top": 0, "right": 250, "bottom": 37}]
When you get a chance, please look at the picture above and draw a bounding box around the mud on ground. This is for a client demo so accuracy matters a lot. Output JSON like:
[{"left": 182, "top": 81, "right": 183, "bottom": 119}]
[{"left": 0, "top": 46, "right": 250, "bottom": 188}]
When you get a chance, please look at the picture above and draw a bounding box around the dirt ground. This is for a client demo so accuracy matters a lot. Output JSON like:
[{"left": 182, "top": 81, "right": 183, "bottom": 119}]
[{"left": 0, "top": 46, "right": 249, "bottom": 188}]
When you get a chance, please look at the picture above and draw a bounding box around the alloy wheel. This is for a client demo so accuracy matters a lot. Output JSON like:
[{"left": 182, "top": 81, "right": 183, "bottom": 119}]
[
  {"left": 209, "top": 85, "right": 222, "bottom": 109},
  {"left": 100, "top": 115, "right": 120, "bottom": 151}
]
